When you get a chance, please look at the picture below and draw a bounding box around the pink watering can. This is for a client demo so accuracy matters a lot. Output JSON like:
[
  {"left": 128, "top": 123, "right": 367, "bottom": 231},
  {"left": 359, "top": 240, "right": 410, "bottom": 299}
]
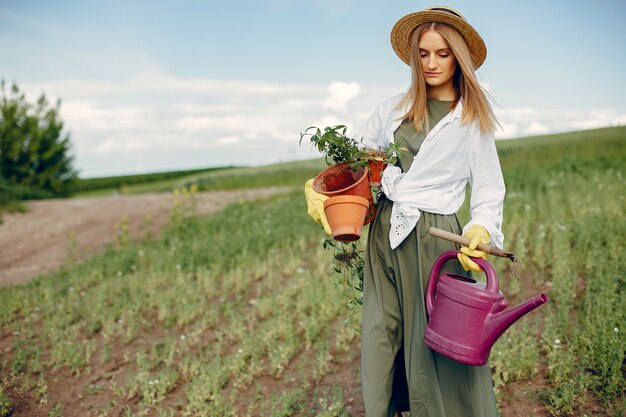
[{"left": 424, "top": 249, "right": 547, "bottom": 366}]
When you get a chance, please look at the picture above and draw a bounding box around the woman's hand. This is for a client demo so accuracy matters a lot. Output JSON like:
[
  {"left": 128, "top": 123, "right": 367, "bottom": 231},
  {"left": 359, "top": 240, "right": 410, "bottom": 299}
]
[
  {"left": 457, "top": 225, "right": 490, "bottom": 272},
  {"left": 304, "top": 179, "right": 332, "bottom": 235}
]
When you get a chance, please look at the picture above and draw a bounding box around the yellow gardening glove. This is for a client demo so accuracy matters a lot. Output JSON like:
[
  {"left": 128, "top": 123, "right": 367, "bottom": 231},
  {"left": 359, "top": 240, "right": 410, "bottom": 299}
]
[
  {"left": 457, "top": 225, "right": 490, "bottom": 272},
  {"left": 304, "top": 179, "right": 332, "bottom": 235}
]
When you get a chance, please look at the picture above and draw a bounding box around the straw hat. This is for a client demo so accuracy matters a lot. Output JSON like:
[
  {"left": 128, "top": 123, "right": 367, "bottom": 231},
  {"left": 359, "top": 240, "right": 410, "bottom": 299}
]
[{"left": 390, "top": 5, "right": 487, "bottom": 69}]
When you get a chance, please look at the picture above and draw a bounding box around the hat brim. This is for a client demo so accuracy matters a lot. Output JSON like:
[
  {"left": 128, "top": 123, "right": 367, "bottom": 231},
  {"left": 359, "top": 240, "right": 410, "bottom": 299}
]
[{"left": 390, "top": 10, "right": 486, "bottom": 70}]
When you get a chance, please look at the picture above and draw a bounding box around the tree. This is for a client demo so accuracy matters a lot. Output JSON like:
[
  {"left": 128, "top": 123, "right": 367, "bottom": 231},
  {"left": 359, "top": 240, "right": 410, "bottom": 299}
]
[{"left": 0, "top": 80, "right": 78, "bottom": 198}]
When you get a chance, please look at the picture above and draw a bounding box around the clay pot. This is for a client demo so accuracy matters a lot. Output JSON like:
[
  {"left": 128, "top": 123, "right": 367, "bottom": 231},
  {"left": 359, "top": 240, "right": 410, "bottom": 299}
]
[
  {"left": 368, "top": 159, "right": 387, "bottom": 186},
  {"left": 323, "top": 195, "right": 369, "bottom": 242},
  {"left": 313, "top": 162, "right": 375, "bottom": 224}
]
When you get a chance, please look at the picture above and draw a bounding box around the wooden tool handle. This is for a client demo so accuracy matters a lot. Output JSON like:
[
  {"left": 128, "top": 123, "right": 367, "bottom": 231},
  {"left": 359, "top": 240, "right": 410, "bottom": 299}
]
[{"left": 428, "top": 227, "right": 516, "bottom": 261}]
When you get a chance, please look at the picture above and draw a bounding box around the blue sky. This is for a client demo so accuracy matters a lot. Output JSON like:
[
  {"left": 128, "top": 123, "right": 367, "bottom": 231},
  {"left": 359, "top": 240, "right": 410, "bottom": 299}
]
[{"left": 1, "top": 0, "right": 625, "bottom": 177}]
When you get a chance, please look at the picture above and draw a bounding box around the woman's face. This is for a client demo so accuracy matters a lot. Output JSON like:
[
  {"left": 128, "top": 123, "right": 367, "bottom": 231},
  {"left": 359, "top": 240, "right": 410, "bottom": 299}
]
[{"left": 418, "top": 30, "right": 457, "bottom": 96}]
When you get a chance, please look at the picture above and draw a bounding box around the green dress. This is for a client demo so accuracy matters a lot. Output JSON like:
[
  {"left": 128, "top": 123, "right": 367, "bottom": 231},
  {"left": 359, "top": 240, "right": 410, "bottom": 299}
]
[{"left": 361, "top": 99, "right": 498, "bottom": 417}]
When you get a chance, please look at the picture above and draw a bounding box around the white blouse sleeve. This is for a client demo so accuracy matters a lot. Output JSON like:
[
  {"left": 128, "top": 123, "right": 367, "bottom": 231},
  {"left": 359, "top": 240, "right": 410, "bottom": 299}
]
[{"left": 463, "top": 127, "right": 506, "bottom": 248}]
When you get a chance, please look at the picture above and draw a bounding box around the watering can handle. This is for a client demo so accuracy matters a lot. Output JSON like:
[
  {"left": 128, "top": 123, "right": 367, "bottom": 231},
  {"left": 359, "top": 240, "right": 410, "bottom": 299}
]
[
  {"left": 428, "top": 227, "right": 518, "bottom": 262},
  {"left": 425, "top": 251, "right": 499, "bottom": 318}
]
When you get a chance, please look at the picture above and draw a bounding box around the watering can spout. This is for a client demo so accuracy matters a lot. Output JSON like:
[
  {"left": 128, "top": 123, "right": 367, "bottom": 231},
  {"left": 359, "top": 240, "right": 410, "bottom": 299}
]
[{"left": 488, "top": 294, "right": 548, "bottom": 341}]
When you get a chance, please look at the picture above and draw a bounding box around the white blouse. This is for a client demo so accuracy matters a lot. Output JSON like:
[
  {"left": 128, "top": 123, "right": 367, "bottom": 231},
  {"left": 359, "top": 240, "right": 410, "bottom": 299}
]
[{"left": 357, "top": 93, "right": 506, "bottom": 250}]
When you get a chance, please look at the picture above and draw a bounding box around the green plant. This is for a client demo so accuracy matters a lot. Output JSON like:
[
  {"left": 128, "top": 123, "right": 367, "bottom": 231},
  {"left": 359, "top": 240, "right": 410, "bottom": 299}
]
[
  {"left": 300, "top": 125, "right": 406, "bottom": 327},
  {"left": 361, "top": 143, "right": 405, "bottom": 166},
  {"left": 299, "top": 124, "right": 405, "bottom": 166},
  {"left": 48, "top": 402, "right": 63, "bottom": 417},
  {"left": 0, "top": 387, "right": 11, "bottom": 417},
  {"left": 0, "top": 80, "right": 78, "bottom": 197},
  {"left": 314, "top": 385, "right": 350, "bottom": 417},
  {"left": 300, "top": 125, "right": 363, "bottom": 165},
  {"left": 323, "top": 238, "right": 364, "bottom": 331}
]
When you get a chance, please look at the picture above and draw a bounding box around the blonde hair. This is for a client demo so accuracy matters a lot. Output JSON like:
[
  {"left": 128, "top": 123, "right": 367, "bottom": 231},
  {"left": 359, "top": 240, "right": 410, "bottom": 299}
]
[{"left": 398, "top": 22, "right": 499, "bottom": 135}]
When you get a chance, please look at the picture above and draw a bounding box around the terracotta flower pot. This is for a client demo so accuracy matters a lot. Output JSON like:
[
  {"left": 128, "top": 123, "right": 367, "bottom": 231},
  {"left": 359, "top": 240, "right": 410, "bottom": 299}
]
[
  {"left": 323, "top": 195, "right": 369, "bottom": 242},
  {"left": 313, "top": 162, "right": 376, "bottom": 224},
  {"left": 368, "top": 159, "right": 387, "bottom": 186}
]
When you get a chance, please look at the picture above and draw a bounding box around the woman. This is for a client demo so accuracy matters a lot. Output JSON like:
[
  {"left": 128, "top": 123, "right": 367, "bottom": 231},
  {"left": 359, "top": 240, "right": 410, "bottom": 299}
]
[{"left": 307, "top": 5, "right": 505, "bottom": 417}]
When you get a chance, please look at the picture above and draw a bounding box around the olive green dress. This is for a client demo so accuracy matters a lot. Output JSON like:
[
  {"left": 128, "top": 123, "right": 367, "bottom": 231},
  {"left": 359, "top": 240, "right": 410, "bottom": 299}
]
[{"left": 361, "top": 99, "right": 498, "bottom": 417}]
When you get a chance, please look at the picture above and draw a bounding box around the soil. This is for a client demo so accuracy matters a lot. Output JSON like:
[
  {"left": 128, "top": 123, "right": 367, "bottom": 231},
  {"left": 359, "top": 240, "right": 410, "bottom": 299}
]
[{"left": 0, "top": 187, "right": 292, "bottom": 287}]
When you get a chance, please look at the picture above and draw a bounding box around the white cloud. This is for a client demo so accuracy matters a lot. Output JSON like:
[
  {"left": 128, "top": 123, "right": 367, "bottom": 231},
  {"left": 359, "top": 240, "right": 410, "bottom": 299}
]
[
  {"left": 523, "top": 122, "right": 550, "bottom": 136},
  {"left": 95, "top": 139, "right": 149, "bottom": 153},
  {"left": 176, "top": 116, "right": 212, "bottom": 132},
  {"left": 497, "top": 122, "right": 519, "bottom": 139},
  {"left": 19, "top": 73, "right": 625, "bottom": 177},
  {"left": 571, "top": 109, "right": 626, "bottom": 130},
  {"left": 217, "top": 135, "right": 240, "bottom": 145},
  {"left": 23, "top": 72, "right": 321, "bottom": 101},
  {"left": 95, "top": 140, "right": 116, "bottom": 154},
  {"left": 323, "top": 81, "right": 361, "bottom": 112},
  {"left": 62, "top": 101, "right": 148, "bottom": 131},
  {"left": 495, "top": 106, "right": 626, "bottom": 139}
]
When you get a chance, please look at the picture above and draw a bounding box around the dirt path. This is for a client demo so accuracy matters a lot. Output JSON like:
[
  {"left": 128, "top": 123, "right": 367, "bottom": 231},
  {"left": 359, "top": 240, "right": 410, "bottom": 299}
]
[{"left": 0, "top": 187, "right": 292, "bottom": 287}]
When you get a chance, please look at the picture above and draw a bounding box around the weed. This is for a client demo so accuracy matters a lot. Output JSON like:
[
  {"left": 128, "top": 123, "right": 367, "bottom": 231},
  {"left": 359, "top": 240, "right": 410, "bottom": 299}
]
[
  {"left": 0, "top": 387, "right": 11, "bottom": 417},
  {"left": 314, "top": 385, "right": 350, "bottom": 417},
  {"left": 64, "top": 231, "right": 79, "bottom": 265},
  {"left": 270, "top": 388, "right": 305, "bottom": 417},
  {"left": 114, "top": 215, "right": 130, "bottom": 247},
  {"left": 48, "top": 402, "right": 63, "bottom": 417}
]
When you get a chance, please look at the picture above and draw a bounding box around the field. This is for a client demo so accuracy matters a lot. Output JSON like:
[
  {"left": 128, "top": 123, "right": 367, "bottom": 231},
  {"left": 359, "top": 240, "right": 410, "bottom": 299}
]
[
  {"left": 73, "top": 167, "right": 234, "bottom": 197},
  {"left": 74, "top": 159, "right": 328, "bottom": 197},
  {"left": 0, "top": 126, "right": 624, "bottom": 416},
  {"left": 0, "top": 188, "right": 291, "bottom": 287}
]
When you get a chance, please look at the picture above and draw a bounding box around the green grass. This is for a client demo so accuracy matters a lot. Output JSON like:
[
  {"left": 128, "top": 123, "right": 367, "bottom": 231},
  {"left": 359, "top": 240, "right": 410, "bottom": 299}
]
[
  {"left": 0, "top": 189, "right": 356, "bottom": 416},
  {"left": 488, "top": 126, "right": 626, "bottom": 414},
  {"left": 0, "top": 199, "right": 26, "bottom": 225},
  {"left": 187, "top": 158, "right": 328, "bottom": 192},
  {"left": 0, "top": 179, "right": 47, "bottom": 222},
  {"left": 73, "top": 158, "right": 327, "bottom": 197},
  {"left": 0, "top": 386, "right": 11, "bottom": 417},
  {"left": 74, "top": 174, "right": 192, "bottom": 197},
  {"left": 0, "top": 126, "right": 624, "bottom": 416},
  {"left": 74, "top": 166, "right": 233, "bottom": 195}
]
